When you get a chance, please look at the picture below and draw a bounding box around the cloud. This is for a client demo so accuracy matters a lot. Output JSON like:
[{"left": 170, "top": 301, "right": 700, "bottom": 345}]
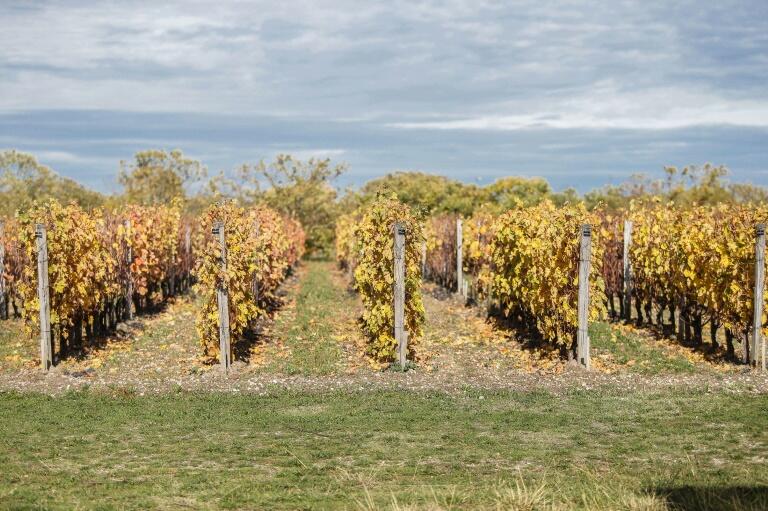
[
  {"left": 35, "top": 150, "right": 82, "bottom": 163},
  {"left": 1, "top": 1, "right": 765, "bottom": 122},
  {"left": 388, "top": 87, "right": 768, "bottom": 131},
  {"left": 0, "top": 1, "right": 766, "bottom": 189}
]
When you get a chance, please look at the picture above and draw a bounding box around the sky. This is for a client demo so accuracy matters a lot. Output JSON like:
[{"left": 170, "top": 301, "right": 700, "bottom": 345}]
[{"left": 1, "top": 0, "right": 767, "bottom": 193}]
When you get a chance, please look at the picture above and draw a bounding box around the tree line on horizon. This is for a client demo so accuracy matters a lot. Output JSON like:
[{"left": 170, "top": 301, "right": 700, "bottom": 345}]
[{"left": 2, "top": 148, "right": 767, "bottom": 255}]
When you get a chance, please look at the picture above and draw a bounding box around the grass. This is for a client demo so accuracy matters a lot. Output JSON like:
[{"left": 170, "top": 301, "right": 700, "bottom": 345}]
[
  {"left": 0, "top": 318, "right": 33, "bottom": 371},
  {"left": 267, "top": 260, "right": 352, "bottom": 375},
  {"left": 1, "top": 388, "right": 766, "bottom": 510},
  {"left": 590, "top": 322, "right": 702, "bottom": 375}
]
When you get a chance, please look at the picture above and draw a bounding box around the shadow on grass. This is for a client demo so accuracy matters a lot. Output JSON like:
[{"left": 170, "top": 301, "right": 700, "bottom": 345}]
[
  {"left": 606, "top": 313, "right": 744, "bottom": 369},
  {"left": 486, "top": 308, "right": 567, "bottom": 358},
  {"left": 55, "top": 293, "right": 185, "bottom": 366},
  {"left": 231, "top": 268, "right": 301, "bottom": 363},
  {"left": 602, "top": 297, "right": 747, "bottom": 367},
  {"left": 423, "top": 279, "right": 566, "bottom": 360},
  {"left": 231, "top": 296, "right": 287, "bottom": 363},
  {"left": 652, "top": 485, "right": 768, "bottom": 511}
]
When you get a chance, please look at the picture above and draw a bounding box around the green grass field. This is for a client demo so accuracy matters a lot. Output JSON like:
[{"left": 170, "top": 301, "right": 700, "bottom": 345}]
[{"left": 1, "top": 388, "right": 766, "bottom": 510}]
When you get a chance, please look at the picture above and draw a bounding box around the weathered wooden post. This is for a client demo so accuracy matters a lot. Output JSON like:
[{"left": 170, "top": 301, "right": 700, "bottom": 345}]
[
  {"left": 752, "top": 224, "right": 765, "bottom": 369},
  {"left": 456, "top": 218, "right": 463, "bottom": 296},
  {"left": 394, "top": 222, "right": 407, "bottom": 366},
  {"left": 36, "top": 224, "right": 52, "bottom": 371},
  {"left": 677, "top": 298, "right": 686, "bottom": 343},
  {"left": 623, "top": 220, "right": 632, "bottom": 322},
  {"left": 124, "top": 219, "right": 134, "bottom": 320},
  {"left": 184, "top": 225, "right": 192, "bottom": 290},
  {"left": 213, "top": 221, "right": 231, "bottom": 371},
  {"left": 577, "top": 224, "right": 592, "bottom": 369},
  {"left": 0, "top": 221, "right": 6, "bottom": 320},
  {"left": 420, "top": 239, "right": 427, "bottom": 279},
  {"left": 252, "top": 220, "right": 260, "bottom": 304}
]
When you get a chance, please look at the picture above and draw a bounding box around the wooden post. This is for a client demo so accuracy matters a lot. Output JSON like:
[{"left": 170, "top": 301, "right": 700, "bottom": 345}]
[
  {"left": 124, "top": 219, "right": 134, "bottom": 320},
  {"left": 0, "top": 221, "right": 6, "bottom": 320},
  {"left": 577, "top": 224, "right": 591, "bottom": 369},
  {"left": 36, "top": 224, "right": 52, "bottom": 371},
  {"left": 676, "top": 298, "right": 685, "bottom": 343},
  {"left": 252, "top": 221, "right": 260, "bottom": 303},
  {"left": 394, "top": 222, "right": 407, "bottom": 366},
  {"left": 623, "top": 220, "right": 632, "bottom": 322},
  {"left": 752, "top": 224, "right": 765, "bottom": 369},
  {"left": 213, "top": 221, "right": 231, "bottom": 371},
  {"left": 456, "top": 218, "right": 463, "bottom": 296},
  {"left": 185, "top": 225, "right": 192, "bottom": 267},
  {"left": 184, "top": 225, "right": 192, "bottom": 290},
  {"left": 420, "top": 239, "right": 427, "bottom": 278}
]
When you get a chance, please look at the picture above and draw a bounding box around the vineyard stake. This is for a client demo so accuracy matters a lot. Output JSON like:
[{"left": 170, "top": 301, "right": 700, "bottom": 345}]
[
  {"left": 420, "top": 239, "right": 427, "bottom": 278},
  {"left": 185, "top": 225, "right": 192, "bottom": 290},
  {"left": 36, "top": 224, "right": 52, "bottom": 371},
  {"left": 623, "top": 220, "right": 632, "bottom": 322},
  {"left": 253, "top": 220, "right": 260, "bottom": 304},
  {"left": 125, "top": 219, "right": 134, "bottom": 320},
  {"left": 577, "top": 224, "right": 592, "bottom": 370},
  {"left": 456, "top": 218, "right": 463, "bottom": 296},
  {"left": 185, "top": 225, "right": 192, "bottom": 257},
  {"left": 677, "top": 297, "right": 686, "bottom": 344},
  {"left": 213, "top": 221, "right": 231, "bottom": 372},
  {"left": 752, "top": 224, "right": 765, "bottom": 370},
  {"left": 0, "top": 221, "right": 6, "bottom": 320},
  {"left": 394, "top": 222, "right": 407, "bottom": 366}
]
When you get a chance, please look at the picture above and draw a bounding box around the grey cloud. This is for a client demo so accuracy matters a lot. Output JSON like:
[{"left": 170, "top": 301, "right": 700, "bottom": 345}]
[{"left": 0, "top": 1, "right": 766, "bottom": 190}]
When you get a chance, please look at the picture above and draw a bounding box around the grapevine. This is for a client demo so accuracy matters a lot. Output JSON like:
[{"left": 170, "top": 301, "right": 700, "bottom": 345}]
[
  {"left": 194, "top": 201, "right": 305, "bottom": 361},
  {"left": 423, "top": 214, "right": 458, "bottom": 290},
  {"left": 488, "top": 201, "right": 605, "bottom": 352},
  {"left": 627, "top": 200, "right": 768, "bottom": 357},
  {"left": 337, "top": 194, "right": 425, "bottom": 361},
  {"left": 11, "top": 199, "right": 188, "bottom": 357},
  {"left": 461, "top": 207, "right": 497, "bottom": 300}
]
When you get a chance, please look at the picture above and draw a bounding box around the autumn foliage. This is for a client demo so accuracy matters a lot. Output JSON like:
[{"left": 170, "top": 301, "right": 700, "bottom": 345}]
[
  {"left": 194, "top": 201, "right": 304, "bottom": 361},
  {"left": 336, "top": 195, "right": 425, "bottom": 361},
  {"left": 626, "top": 201, "right": 768, "bottom": 356},
  {"left": 9, "top": 199, "right": 191, "bottom": 352},
  {"left": 423, "top": 214, "right": 458, "bottom": 290},
  {"left": 487, "top": 202, "right": 605, "bottom": 351}
]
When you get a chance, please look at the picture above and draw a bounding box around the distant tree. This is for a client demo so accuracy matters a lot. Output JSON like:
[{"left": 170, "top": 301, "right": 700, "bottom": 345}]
[
  {"left": 118, "top": 149, "right": 206, "bottom": 206},
  {"left": 583, "top": 185, "right": 627, "bottom": 210},
  {"left": 729, "top": 182, "right": 768, "bottom": 204},
  {"left": 582, "top": 165, "right": 764, "bottom": 210},
  {"left": 582, "top": 174, "right": 658, "bottom": 210},
  {"left": 663, "top": 164, "right": 732, "bottom": 206},
  {"left": 550, "top": 187, "right": 580, "bottom": 207},
  {"left": 0, "top": 150, "right": 103, "bottom": 216},
  {"left": 485, "top": 176, "right": 551, "bottom": 208},
  {"left": 232, "top": 154, "right": 347, "bottom": 256},
  {"left": 357, "top": 172, "right": 486, "bottom": 216}
]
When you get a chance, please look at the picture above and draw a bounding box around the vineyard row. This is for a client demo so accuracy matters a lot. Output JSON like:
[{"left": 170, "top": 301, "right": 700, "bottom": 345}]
[
  {"left": 0, "top": 199, "right": 305, "bottom": 371},
  {"left": 338, "top": 197, "right": 767, "bottom": 370}
]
